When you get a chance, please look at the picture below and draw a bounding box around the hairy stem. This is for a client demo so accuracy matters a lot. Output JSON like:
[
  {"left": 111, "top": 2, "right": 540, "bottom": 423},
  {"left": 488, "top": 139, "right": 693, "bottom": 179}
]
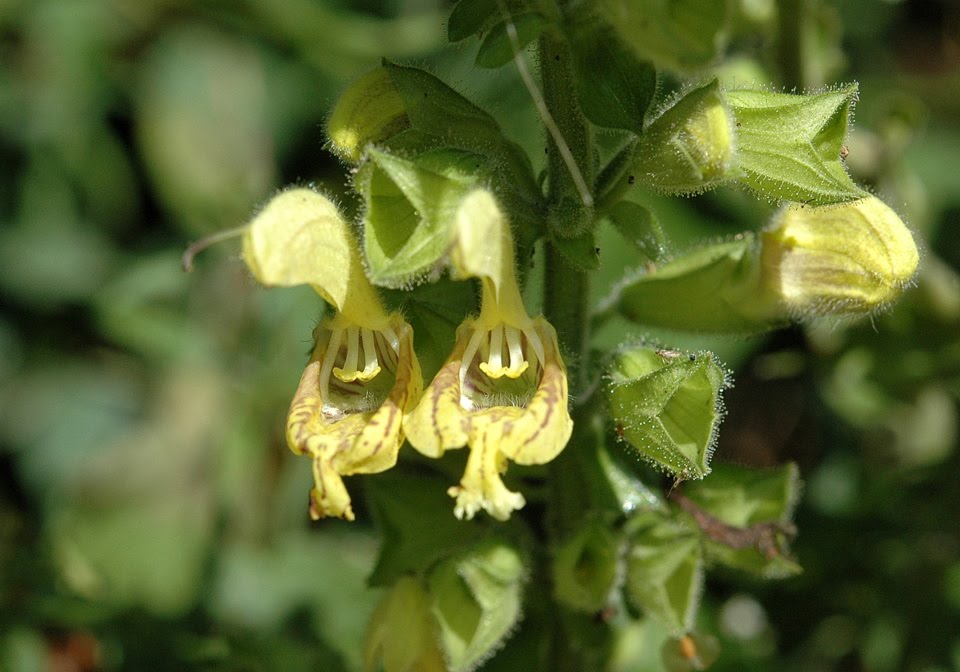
[{"left": 537, "top": 27, "right": 593, "bottom": 392}]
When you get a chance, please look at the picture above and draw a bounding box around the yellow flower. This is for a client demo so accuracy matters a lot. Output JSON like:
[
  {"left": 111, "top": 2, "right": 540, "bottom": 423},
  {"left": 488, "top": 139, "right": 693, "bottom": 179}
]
[
  {"left": 405, "top": 190, "right": 573, "bottom": 521},
  {"left": 243, "top": 188, "right": 422, "bottom": 521}
]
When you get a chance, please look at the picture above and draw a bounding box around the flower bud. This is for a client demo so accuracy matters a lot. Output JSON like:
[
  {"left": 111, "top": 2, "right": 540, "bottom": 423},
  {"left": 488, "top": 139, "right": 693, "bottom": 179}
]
[
  {"left": 606, "top": 346, "right": 727, "bottom": 480},
  {"left": 633, "top": 80, "right": 735, "bottom": 195},
  {"left": 327, "top": 67, "right": 410, "bottom": 163},
  {"left": 760, "top": 196, "right": 920, "bottom": 315}
]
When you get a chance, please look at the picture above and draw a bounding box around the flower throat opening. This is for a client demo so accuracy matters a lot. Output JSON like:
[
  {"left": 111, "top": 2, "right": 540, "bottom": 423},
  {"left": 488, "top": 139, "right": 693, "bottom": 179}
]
[
  {"left": 459, "top": 323, "right": 546, "bottom": 411},
  {"left": 320, "top": 325, "right": 400, "bottom": 418}
]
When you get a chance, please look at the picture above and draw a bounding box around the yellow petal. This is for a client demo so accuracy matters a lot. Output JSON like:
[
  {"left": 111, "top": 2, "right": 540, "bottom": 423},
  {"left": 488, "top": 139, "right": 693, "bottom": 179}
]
[
  {"left": 287, "top": 319, "right": 422, "bottom": 520},
  {"left": 495, "top": 319, "right": 573, "bottom": 466},
  {"left": 449, "top": 413, "right": 526, "bottom": 521},
  {"left": 451, "top": 189, "right": 531, "bottom": 328},
  {"left": 242, "top": 188, "right": 389, "bottom": 328},
  {"left": 403, "top": 329, "right": 470, "bottom": 459}
]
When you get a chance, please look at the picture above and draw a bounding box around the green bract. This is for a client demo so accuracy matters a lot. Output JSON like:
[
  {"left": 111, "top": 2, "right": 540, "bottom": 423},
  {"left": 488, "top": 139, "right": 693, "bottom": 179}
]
[
  {"left": 606, "top": 200, "right": 667, "bottom": 263},
  {"left": 727, "top": 84, "right": 865, "bottom": 205},
  {"left": 607, "top": 347, "right": 727, "bottom": 480},
  {"left": 475, "top": 12, "right": 547, "bottom": 69}
]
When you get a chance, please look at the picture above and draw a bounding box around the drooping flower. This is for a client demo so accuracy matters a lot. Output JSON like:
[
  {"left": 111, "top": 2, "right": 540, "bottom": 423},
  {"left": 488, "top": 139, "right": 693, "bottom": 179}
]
[
  {"left": 404, "top": 190, "right": 573, "bottom": 521},
  {"left": 243, "top": 188, "right": 422, "bottom": 521}
]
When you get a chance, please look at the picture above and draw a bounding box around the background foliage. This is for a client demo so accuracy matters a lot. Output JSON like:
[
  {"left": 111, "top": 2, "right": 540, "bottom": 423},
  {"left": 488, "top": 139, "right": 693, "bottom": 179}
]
[{"left": 1, "top": 0, "right": 959, "bottom": 670}]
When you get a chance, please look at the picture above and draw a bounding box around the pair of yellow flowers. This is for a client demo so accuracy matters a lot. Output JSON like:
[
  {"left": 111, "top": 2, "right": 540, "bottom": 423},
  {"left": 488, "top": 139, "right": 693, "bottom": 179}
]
[{"left": 243, "top": 187, "right": 573, "bottom": 523}]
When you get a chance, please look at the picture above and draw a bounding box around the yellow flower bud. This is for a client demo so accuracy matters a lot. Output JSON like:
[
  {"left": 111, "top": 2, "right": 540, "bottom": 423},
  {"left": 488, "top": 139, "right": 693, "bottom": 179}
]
[
  {"left": 634, "top": 80, "right": 736, "bottom": 195},
  {"left": 327, "top": 68, "right": 409, "bottom": 162},
  {"left": 760, "top": 196, "right": 920, "bottom": 315}
]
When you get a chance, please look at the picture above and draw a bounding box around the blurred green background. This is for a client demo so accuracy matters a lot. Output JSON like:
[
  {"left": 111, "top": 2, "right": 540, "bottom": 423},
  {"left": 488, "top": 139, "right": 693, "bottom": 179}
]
[{"left": 0, "top": 0, "right": 958, "bottom": 670}]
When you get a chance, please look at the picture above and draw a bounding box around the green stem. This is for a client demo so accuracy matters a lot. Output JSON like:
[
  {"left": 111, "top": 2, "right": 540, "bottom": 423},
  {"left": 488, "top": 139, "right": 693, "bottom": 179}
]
[
  {"left": 544, "top": 247, "right": 590, "bottom": 392},
  {"left": 538, "top": 27, "right": 594, "bottom": 231},
  {"left": 537, "top": 26, "right": 600, "bottom": 671},
  {"left": 777, "top": 0, "right": 809, "bottom": 90},
  {"left": 537, "top": 28, "right": 593, "bottom": 392}
]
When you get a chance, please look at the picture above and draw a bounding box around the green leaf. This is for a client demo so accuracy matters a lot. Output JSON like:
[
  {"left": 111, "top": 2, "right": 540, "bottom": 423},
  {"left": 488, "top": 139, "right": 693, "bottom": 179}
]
[
  {"left": 625, "top": 512, "right": 704, "bottom": 632},
  {"left": 359, "top": 148, "right": 481, "bottom": 287},
  {"left": 727, "top": 85, "right": 865, "bottom": 204},
  {"left": 682, "top": 463, "right": 802, "bottom": 578},
  {"left": 448, "top": 0, "right": 530, "bottom": 42},
  {"left": 606, "top": 200, "right": 667, "bottom": 263},
  {"left": 429, "top": 540, "right": 526, "bottom": 672},
  {"left": 607, "top": 346, "right": 728, "bottom": 480},
  {"left": 571, "top": 24, "right": 657, "bottom": 132},
  {"left": 597, "top": 0, "right": 731, "bottom": 72},
  {"left": 609, "top": 234, "right": 786, "bottom": 333},
  {"left": 365, "top": 471, "right": 491, "bottom": 586},
  {"left": 633, "top": 80, "right": 736, "bottom": 195},
  {"left": 476, "top": 13, "right": 546, "bottom": 69},
  {"left": 448, "top": 0, "right": 498, "bottom": 42}
]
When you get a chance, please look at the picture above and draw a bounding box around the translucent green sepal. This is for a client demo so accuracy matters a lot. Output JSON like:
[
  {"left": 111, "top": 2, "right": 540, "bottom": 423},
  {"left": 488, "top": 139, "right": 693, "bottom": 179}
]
[
  {"left": 633, "top": 81, "right": 736, "bottom": 195},
  {"left": 429, "top": 540, "right": 527, "bottom": 672},
  {"left": 552, "top": 518, "right": 622, "bottom": 612},
  {"left": 727, "top": 84, "right": 866, "bottom": 205},
  {"left": 680, "top": 463, "right": 802, "bottom": 578},
  {"left": 358, "top": 148, "right": 482, "bottom": 288},
  {"left": 624, "top": 511, "right": 705, "bottom": 633},
  {"left": 607, "top": 235, "right": 784, "bottom": 334},
  {"left": 363, "top": 577, "right": 448, "bottom": 672},
  {"left": 607, "top": 346, "right": 728, "bottom": 480}
]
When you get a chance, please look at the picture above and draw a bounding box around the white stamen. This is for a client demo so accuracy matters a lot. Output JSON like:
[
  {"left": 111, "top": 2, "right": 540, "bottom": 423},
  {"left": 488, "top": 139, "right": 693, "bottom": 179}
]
[
  {"left": 505, "top": 326, "right": 529, "bottom": 377},
  {"left": 319, "top": 328, "right": 343, "bottom": 411},
  {"left": 485, "top": 325, "right": 504, "bottom": 376},
  {"left": 334, "top": 326, "right": 361, "bottom": 382},
  {"left": 359, "top": 328, "right": 381, "bottom": 380},
  {"left": 381, "top": 326, "right": 400, "bottom": 354},
  {"left": 522, "top": 327, "right": 545, "bottom": 369},
  {"left": 460, "top": 328, "right": 487, "bottom": 390},
  {"left": 375, "top": 331, "right": 398, "bottom": 370}
]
